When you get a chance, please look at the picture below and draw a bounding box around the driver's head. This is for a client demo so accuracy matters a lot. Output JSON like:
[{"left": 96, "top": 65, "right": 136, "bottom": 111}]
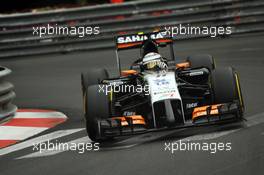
[
  {"left": 141, "top": 40, "right": 158, "bottom": 57},
  {"left": 141, "top": 52, "right": 167, "bottom": 72}
]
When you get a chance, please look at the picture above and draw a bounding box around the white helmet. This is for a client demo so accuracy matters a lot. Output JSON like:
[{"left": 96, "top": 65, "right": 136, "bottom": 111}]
[{"left": 142, "top": 52, "right": 167, "bottom": 72}]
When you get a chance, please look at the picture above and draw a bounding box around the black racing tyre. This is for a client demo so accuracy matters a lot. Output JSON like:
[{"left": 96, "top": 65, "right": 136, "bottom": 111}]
[
  {"left": 81, "top": 68, "right": 109, "bottom": 92},
  {"left": 81, "top": 68, "right": 109, "bottom": 115},
  {"left": 211, "top": 67, "right": 244, "bottom": 115},
  {"left": 187, "top": 54, "right": 215, "bottom": 71},
  {"left": 85, "top": 84, "right": 111, "bottom": 141}
]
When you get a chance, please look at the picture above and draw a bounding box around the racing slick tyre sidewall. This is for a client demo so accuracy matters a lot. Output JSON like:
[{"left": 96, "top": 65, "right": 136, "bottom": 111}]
[
  {"left": 187, "top": 54, "right": 215, "bottom": 71},
  {"left": 211, "top": 67, "right": 244, "bottom": 117},
  {"left": 81, "top": 68, "right": 109, "bottom": 115},
  {"left": 85, "top": 84, "right": 111, "bottom": 142}
]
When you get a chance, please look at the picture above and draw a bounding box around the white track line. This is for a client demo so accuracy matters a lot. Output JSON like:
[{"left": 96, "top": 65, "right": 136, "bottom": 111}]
[
  {"left": 181, "top": 129, "right": 238, "bottom": 142},
  {"left": 246, "top": 113, "right": 264, "bottom": 127},
  {"left": 15, "top": 112, "right": 68, "bottom": 119},
  {"left": 17, "top": 136, "right": 90, "bottom": 159},
  {"left": 0, "top": 126, "right": 47, "bottom": 140},
  {"left": 177, "top": 112, "right": 264, "bottom": 141},
  {"left": 0, "top": 128, "right": 84, "bottom": 156}
]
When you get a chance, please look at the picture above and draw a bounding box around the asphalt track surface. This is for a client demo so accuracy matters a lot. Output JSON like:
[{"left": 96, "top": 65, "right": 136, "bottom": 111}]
[{"left": 0, "top": 33, "right": 264, "bottom": 175}]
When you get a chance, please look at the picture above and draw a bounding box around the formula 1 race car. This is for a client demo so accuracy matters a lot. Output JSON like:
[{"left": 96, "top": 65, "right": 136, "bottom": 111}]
[{"left": 81, "top": 31, "right": 244, "bottom": 141}]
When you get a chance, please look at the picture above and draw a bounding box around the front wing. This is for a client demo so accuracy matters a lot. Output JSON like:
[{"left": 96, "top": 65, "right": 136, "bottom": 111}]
[{"left": 97, "top": 102, "right": 242, "bottom": 138}]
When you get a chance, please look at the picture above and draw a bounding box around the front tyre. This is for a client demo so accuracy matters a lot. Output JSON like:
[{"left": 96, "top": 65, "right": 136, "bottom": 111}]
[
  {"left": 211, "top": 67, "right": 244, "bottom": 116},
  {"left": 85, "top": 84, "right": 111, "bottom": 142},
  {"left": 81, "top": 68, "right": 109, "bottom": 116}
]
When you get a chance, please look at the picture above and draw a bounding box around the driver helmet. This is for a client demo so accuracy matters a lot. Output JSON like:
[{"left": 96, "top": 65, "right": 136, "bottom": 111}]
[{"left": 141, "top": 52, "right": 168, "bottom": 72}]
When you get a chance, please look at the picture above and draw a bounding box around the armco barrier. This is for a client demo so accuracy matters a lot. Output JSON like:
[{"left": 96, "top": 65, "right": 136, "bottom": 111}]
[
  {"left": 0, "top": 0, "right": 263, "bottom": 58},
  {"left": 0, "top": 0, "right": 239, "bottom": 28},
  {"left": 0, "top": 67, "right": 17, "bottom": 121}
]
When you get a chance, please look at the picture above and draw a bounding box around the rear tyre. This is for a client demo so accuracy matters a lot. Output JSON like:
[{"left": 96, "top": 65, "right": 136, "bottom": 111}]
[
  {"left": 187, "top": 54, "right": 215, "bottom": 71},
  {"left": 211, "top": 67, "right": 244, "bottom": 116},
  {"left": 85, "top": 84, "right": 111, "bottom": 142},
  {"left": 81, "top": 68, "right": 109, "bottom": 93}
]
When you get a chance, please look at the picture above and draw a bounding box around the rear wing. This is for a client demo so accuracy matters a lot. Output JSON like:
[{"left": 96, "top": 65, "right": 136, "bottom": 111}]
[
  {"left": 116, "top": 31, "right": 173, "bottom": 50},
  {"left": 114, "top": 31, "right": 175, "bottom": 75}
]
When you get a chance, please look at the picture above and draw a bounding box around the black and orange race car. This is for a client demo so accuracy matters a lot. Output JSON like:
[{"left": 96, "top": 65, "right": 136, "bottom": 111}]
[{"left": 81, "top": 31, "right": 244, "bottom": 141}]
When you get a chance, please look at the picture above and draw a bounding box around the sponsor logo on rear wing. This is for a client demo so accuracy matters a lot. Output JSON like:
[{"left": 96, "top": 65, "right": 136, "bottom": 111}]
[{"left": 116, "top": 31, "right": 173, "bottom": 50}]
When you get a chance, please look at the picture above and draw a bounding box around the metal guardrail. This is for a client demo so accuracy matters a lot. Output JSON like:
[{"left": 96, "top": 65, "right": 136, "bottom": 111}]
[
  {"left": 0, "top": 0, "right": 263, "bottom": 58},
  {"left": 0, "top": 0, "right": 236, "bottom": 28},
  {"left": 0, "top": 67, "right": 17, "bottom": 121}
]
